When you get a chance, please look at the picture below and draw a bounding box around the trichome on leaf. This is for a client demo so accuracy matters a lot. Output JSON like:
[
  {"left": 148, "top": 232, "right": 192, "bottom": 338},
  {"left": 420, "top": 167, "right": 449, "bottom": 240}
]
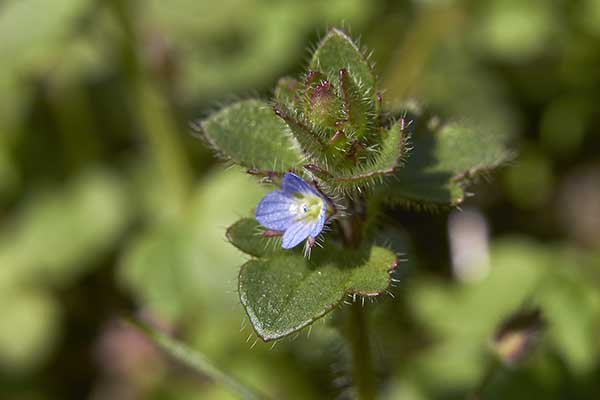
[{"left": 197, "top": 27, "right": 510, "bottom": 341}]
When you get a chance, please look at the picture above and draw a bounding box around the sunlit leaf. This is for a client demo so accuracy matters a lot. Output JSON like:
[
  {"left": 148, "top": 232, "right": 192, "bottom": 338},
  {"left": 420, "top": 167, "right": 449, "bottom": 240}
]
[
  {"left": 200, "top": 100, "right": 305, "bottom": 172},
  {"left": 310, "top": 28, "right": 375, "bottom": 91},
  {"left": 239, "top": 245, "right": 397, "bottom": 341},
  {"left": 0, "top": 289, "right": 59, "bottom": 372}
]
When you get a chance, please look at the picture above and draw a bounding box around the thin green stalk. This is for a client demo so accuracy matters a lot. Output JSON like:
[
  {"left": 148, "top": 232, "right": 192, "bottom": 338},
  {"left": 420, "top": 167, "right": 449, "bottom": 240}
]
[
  {"left": 347, "top": 302, "right": 377, "bottom": 400},
  {"left": 108, "top": 0, "right": 193, "bottom": 214},
  {"left": 134, "top": 81, "right": 194, "bottom": 213},
  {"left": 469, "top": 357, "right": 501, "bottom": 400},
  {"left": 126, "top": 318, "right": 270, "bottom": 400}
]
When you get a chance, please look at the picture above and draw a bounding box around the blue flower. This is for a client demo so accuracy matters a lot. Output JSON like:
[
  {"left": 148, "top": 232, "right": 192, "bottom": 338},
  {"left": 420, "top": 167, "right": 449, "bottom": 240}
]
[{"left": 255, "top": 173, "right": 327, "bottom": 249}]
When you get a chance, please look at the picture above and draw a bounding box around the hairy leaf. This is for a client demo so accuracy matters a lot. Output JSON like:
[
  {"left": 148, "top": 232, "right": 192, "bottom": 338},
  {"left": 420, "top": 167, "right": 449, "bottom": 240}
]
[
  {"left": 239, "top": 245, "right": 397, "bottom": 341},
  {"left": 200, "top": 100, "right": 304, "bottom": 172},
  {"left": 338, "top": 68, "right": 375, "bottom": 139},
  {"left": 381, "top": 119, "right": 512, "bottom": 208},
  {"left": 226, "top": 218, "right": 281, "bottom": 258},
  {"left": 310, "top": 28, "right": 375, "bottom": 91},
  {"left": 272, "top": 104, "right": 332, "bottom": 166},
  {"left": 326, "top": 119, "right": 407, "bottom": 193}
]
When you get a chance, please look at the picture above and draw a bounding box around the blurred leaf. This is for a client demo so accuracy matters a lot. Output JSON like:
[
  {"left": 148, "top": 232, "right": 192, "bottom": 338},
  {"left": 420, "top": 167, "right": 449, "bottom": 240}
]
[
  {"left": 539, "top": 97, "right": 589, "bottom": 158},
  {"left": 0, "top": 0, "right": 92, "bottom": 131},
  {"left": 239, "top": 246, "right": 397, "bottom": 341},
  {"left": 407, "top": 239, "right": 548, "bottom": 388},
  {"left": 579, "top": 0, "right": 600, "bottom": 37},
  {"left": 120, "top": 168, "right": 266, "bottom": 319},
  {"left": 503, "top": 148, "right": 553, "bottom": 209},
  {"left": 0, "top": 146, "right": 19, "bottom": 199},
  {"left": 535, "top": 248, "right": 600, "bottom": 374},
  {"left": 380, "top": 119, "right": 512, "bottom": 208},
  {"left": 119, "top": 225, "right": 193, "bottom": 318},
  {"left": 128, "top": 318, "right": 268, "bottom": 400},
  {"left": 0, "top": 0, "right": 91, "bottom": 72},
  {"left": 0, "top": 169, "right": 131, "bottom": 289},
  {"left": 473, "top": 0, "right": 556, "bottom": 61},
  {"left": 0, "top": 289, "right": 60, "bottom": 372},
  {"left": 200, "top": 100, "right": 304, "bottom": 172},
  {"left": 408, "top": 238, "right": 600, "bottom": 391},
  {"left": 143, "top": 0, "right": 376, "bottom": 101}
]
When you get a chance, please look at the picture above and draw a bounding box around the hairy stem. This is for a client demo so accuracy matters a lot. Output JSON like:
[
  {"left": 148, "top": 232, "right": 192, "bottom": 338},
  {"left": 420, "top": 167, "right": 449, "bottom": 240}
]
[
  {"left": 340, "top": 197, "right": 377, "bottom": 399},
  {"left": 347, "top": 302, "right": 377, "bottom": 400}
]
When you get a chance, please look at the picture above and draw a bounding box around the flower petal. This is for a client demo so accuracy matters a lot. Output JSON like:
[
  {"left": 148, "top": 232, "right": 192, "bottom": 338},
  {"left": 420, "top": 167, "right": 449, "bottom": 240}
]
[
  {"left": 309, "top": 199, "right": 327, "bottom": 237},
  {"left": 281, "top": 220, "right": 313, "bottom": 249},
  {"left": 282, "top": 173, "right": 316, "bottom": 196},
  {"left": 255, "top": 190, "right": 297, "bottom": 231}
]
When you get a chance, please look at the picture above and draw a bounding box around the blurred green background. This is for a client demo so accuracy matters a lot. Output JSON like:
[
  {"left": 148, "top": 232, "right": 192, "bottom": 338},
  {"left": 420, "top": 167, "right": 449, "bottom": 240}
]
[{"left": 1, "top": 0, "right": 600, "bottom": 399}]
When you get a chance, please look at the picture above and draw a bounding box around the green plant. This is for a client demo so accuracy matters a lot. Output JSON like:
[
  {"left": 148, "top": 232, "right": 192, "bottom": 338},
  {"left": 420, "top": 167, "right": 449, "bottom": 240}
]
[{"left": 138, "top": 28, "right": 510, "bottom": 399}]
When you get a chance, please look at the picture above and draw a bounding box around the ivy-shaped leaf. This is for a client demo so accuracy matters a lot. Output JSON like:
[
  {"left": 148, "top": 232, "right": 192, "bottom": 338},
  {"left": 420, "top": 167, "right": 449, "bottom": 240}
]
[
  {"left": 229, "top": 219, "right": 398, "bottom": 341},
  {"left": 199, "top": 99, "right": 305, "bottom": 172}
]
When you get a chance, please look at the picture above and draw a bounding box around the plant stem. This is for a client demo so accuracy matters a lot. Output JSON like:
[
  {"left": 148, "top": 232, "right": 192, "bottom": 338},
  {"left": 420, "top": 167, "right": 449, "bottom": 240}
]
[
  {"left": 126, "top": 317, "right": 270, "bottom": 400},
  {"left": 469, "top": 357, "right": 501, "bottom": 400},
  {"left": 347, "top": 301, "right": 377, "bottom": 400},
  {"left": 340, "top": 197, "right": 377, "bottom": 399},
  {"left": 108, "top": 0, "right": 193, "bottom": 215}
]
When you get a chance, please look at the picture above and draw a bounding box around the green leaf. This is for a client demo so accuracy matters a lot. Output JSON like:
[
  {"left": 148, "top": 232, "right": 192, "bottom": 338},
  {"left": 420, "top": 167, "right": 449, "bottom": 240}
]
[
  {"left": 239, "top": 246, "right": 397, "bottom": 341},
  {"left": 310, "top": 28, "right": 375, "bottom": 91},
  {"left": 338, "top": 67, "right": 375, "bottom": 139},
  {"left": 127, "top": 318, "right": 269, "bottom": 400},
  {"left": 326, "top": 119, "right": 407, "bottom": 193},
  {"left": 0, "top": 0, "right": 91, "bottom": 73},
  {"left": 0, "top": 169, "right": 131, "bottom": 289},
  {"left": 272, "top": 104, "right": 330, "bottom": 166},
  {"left": 381, "top": 118, "right": 512, "bottom": 208},
  {"left": 226, "top": 218, "right": 280, "bottom": 258},
  {"left": 120, "top": 168, "right": 265, "bottom": 319},
  {"left": 0, "top": 289, "right": 59, "bottom": 372},
  {"left": 200, "top": 100, "right": 304, "bottom": 172}
]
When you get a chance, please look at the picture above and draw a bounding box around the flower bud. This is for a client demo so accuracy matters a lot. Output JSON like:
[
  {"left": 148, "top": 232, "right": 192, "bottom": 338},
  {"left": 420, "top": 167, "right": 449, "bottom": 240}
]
[
  {"left": 304, "top": 71, "right": 341, "bottom": 129},
  {"left": 493, "top": 307, "right": 545, "bottom": 365}
]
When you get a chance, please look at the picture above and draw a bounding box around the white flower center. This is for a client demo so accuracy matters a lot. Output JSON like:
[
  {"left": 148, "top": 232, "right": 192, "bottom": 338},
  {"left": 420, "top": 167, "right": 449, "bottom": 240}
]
[{"left": 291, "top": 194, "right": 323, "bottom": 222}]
